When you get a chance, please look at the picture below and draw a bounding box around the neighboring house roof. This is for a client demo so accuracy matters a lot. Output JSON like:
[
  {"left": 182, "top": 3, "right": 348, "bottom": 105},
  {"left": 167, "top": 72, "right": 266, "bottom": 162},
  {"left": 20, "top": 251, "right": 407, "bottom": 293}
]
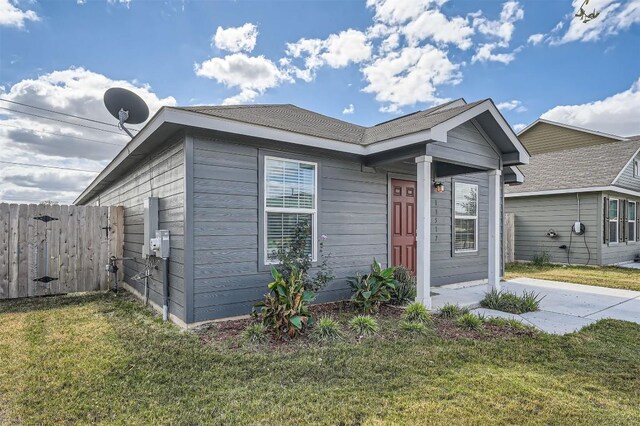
[
  {"left": 517, "top": 119, "right": 626, "bottom": 155},
  {"left": 75, "top": 98, "right": 529, "bottom": 204},
  {"left": 505, "top": 137, "right": 640, "bottom": 196}
]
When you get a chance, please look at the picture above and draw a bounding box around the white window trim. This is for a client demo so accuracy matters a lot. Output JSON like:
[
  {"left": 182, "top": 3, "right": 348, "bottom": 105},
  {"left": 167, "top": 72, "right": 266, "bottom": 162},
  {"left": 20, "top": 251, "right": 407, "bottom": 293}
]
[
  {"left": 629, "top": 201, "right": 637, "bottom": 243},
  {"left": 609, "top": 198, "right": 619, "bottom": 245},
  {"left": 454, "top": 182, "right": 479, "bottom": 254},
  {"left": 634, "top": 159, "right": 640, "bottom": 178},
  {"left": 263, "top": 155, "right": 318, "bottom": 265}
]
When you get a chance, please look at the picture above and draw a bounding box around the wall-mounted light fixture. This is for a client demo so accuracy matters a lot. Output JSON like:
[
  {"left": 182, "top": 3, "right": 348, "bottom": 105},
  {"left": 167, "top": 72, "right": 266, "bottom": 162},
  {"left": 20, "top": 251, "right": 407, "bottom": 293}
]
[{"left": 433, "top": 181, "right": 444, "bottom": 193}]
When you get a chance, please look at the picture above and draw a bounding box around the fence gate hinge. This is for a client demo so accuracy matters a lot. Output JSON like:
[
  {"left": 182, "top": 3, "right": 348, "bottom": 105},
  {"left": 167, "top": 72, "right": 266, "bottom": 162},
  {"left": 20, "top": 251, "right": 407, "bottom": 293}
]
[
  {"left": 33, "top": 276, "right": 58, "bottom": 283},
  {"left": 33, "top": 215, "right": 59, "bottom": 223}
]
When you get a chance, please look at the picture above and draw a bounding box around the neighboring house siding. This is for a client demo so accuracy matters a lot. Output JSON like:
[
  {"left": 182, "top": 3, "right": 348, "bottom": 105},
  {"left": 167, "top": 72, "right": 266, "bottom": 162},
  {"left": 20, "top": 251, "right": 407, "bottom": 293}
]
[
  {"left": 600, "top": 192, "right": 640, "bottom": 264},
  {"left": 86, "top": 137, "right": 186, "bottom": 321},
  {"left": 505, "top": 193, "right": 600, "bottom": 266},
  {"left": 614, "top": 152, "right": 640, "bottom": 191},
  {"left": 519, "top": 122, "right": 620, "bottom": 155}
]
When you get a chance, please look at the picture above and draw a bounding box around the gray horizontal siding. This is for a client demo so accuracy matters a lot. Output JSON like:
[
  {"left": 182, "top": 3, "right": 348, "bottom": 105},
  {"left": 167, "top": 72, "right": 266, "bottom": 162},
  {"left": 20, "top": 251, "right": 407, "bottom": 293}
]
[
  {"left": 86, "top": 137, "right": 186, "bottom": 321},
  {"left": 505, "top": 193, "right": 600, "bottom": 266},
  {"left": 614, "top": 153, "right": 640, "bottom": 192},
  {"left": 426, "top": 121, "right": 500, "bottom": 170}
]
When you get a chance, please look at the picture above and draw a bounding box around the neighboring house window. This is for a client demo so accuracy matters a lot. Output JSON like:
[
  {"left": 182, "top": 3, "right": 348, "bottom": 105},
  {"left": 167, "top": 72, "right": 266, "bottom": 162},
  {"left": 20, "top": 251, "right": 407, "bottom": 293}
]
[
  {"left": 609, "top": 198, "right": 619, "bottom": 244},
  {"left": 454, "top": 182, "right": 478, "bottom": 253},
  {"left": 634, "top": 159, "right": 640, "bottom": 178},
  {"left": 629, "top": 201, "right": 637, "bottom": 243},
  {"left": 264, "top": 156, "right": 317, "bottom": 263}
]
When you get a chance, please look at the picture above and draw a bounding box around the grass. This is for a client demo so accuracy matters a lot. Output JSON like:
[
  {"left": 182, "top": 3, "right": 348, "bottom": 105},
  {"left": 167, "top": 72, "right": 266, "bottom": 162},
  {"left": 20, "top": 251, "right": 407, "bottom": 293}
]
[
  {"left": 505, "top": 263, "right": 640, "bottom": 292},
  {"left": 1, "top": 293, "right": 639, "bottom": 425},
  {"left": 456, "top": 313, "right": 484, "bottom": 331}
]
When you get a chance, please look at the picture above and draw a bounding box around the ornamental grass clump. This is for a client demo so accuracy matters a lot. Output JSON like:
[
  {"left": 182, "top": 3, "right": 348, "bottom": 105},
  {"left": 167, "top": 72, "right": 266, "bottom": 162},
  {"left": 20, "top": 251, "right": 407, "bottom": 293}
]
[
  {"left": 241, "top": 323, "right": 268, "bottom": 345},
  {"left": 313, "top": 317, "right": 343, "bottom": 342},
  {"left": 438, "top": 303, "right": 470, "bottom": 319},
  {"left": 348, "top": 315, "right": 379, "bottom": 336},
  {"left": 481, "top": 289, "right": 544, "bottom": 314},
  {"left": 402, "top": 302, "right": 431, "bottom": 323},
  {"left": 456, "top": 313, "right": 484, "bottom": 331}
]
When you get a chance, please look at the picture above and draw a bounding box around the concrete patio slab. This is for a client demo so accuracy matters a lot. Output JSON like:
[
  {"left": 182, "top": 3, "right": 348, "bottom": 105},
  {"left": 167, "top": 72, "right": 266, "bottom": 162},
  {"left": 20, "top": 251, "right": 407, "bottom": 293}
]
[
  {"left": 618, "top": 261, "right": 640, "bottom": 270},
  {"left": 432, "top": 277, "right": 640, "bottom": 335},
  {"left": 471, "top": 308, "right": 525, "bottom": 323}
]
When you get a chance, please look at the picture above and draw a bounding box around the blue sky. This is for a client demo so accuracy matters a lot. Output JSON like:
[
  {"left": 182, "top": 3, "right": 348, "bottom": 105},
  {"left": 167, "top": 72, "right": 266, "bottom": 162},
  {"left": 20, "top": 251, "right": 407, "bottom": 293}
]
[{"left": 0, "top": 0, "right": 639, "bottom": 202}]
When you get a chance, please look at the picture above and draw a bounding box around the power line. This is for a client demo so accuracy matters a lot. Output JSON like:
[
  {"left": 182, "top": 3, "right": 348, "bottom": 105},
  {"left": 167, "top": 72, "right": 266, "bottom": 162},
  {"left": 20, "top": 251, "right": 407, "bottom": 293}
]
[
  {"left": 0, "top": 122, "right": 126, "bottom": 147},
  {"left": 0, "top": 106, "right": 130, "bottom": 137},
  {"left": 0, "top": 98, "right": 140, "bottom": 132},
  {"left": 0, "top": 160, "right": 100, "bottom": 173}
]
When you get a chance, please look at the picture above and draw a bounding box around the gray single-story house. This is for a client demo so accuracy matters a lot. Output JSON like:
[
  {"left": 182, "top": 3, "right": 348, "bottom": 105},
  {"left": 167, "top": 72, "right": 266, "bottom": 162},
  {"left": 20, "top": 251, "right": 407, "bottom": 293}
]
[
  {"left": 505, "top": 119, "right": 640, "bottom": 266},
  {"left": 75, "top": 99, "right": 529, "bottom": 327}
]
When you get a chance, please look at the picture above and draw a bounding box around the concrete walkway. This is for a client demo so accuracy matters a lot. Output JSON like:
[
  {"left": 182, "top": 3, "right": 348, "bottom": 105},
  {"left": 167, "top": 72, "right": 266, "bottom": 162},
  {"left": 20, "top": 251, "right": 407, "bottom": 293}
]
[{"left": 431, "top": 278, "right": 640, "bottom": 335}]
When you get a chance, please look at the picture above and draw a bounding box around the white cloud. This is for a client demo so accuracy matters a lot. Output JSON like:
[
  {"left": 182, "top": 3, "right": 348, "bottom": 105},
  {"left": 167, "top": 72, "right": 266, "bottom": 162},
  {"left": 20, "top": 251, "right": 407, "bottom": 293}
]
[
  {"left": 541, "top": 76, "right": 640, "bottom": 136},
  {"left": 496, "top": 99, "right": 526, "bottom": 112},
  {"left": 403, "top": 9, "right": 475, "bottom": 50},
  {"left": 472, "top": 1, "right": 524, "bottom": 44},
  {"left": 0, "top": 67, "right": 175, "bottom": 203},
  {"left": 213, "top": 23, "right": 259, "bottom": 53},
  {"left": 513, "top": 123, "right": 527, "bottom": 132},
  {"left": 194, "top": 53, "right": 292, "bottom": 105},
  {"left": 362, "top": 45, "right": 460, "bottom": 112},
  {"left": 342, "top": 104, "right": 355, "bottom": 114},
  {"left": 471, "top": 43, "right": 516, "bottom": 64},
  {"left": 0, "top": 0, "right": 40, "bottom": 28},
  {"left": 551, "top": 0, "right": 640, "bottom": 44},
  {"left": 527, "top": 33, "right": 544, "bottom": 45},
  {"left": 366, "top": 0, "right": 449, "bottom": 25}
]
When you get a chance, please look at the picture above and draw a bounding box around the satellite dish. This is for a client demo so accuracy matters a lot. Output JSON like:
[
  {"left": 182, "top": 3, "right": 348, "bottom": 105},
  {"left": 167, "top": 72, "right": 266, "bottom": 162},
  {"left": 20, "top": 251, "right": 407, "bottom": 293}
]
[{"left": 103, "top": 87, "right": 149, "bottom": 138}]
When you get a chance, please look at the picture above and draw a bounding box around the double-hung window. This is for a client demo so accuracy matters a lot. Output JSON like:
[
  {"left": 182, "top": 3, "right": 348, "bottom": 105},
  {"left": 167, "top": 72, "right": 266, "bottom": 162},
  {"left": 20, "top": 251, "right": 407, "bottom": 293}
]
[
  {"left": 454, "top": 182, "right": 478, "bottom": 253},
  {"left": 629, "top": 201, "right": 637, "bottom": 243},
  {"left": 609, "top": 198, "right": 619, "bottom": 244},
  {"left": 264, "top": 156, "right": 317, "bottom": 263},
  {"left": 634, "top": 159, "right": 639, "bottom": 178}
]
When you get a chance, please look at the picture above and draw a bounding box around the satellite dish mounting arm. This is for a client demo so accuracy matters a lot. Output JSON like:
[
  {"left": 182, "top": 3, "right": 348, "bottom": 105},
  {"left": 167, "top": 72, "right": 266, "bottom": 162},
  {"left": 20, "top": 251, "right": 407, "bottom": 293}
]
[{"left": 118, "top": 108, "right": 134, "bottom": 138}]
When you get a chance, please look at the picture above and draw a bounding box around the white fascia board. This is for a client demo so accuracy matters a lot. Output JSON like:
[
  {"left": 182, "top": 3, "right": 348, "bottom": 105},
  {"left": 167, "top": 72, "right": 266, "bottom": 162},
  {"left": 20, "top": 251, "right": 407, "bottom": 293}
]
[
  {"left": 518, "top": 118, "right": 625, "bottom": 141},
  {"left": 504, "top": 165, "right": 524, "bottom": 184},
  {"left": 505, "top": 186, "right": 640, "bottom": 198},
  {"left": 612, "top": 146, "right": 640, "bottom": 185}
]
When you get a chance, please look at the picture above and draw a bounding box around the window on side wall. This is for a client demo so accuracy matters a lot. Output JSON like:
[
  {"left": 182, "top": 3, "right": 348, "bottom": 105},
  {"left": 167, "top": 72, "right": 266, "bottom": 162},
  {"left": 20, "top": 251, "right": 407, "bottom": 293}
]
[
  {"left": 609, "top": 198, "right": 619, "bottom": 244},
  {"left": 629, "top": 201, "right": 637, "bottom": 243},
  {"left": 634, "top": 159, "right": 639, "bottom": 178},
  {"left": 264, "top": 156, "right": 317, "bottom": 264},
  {"left": 454, "top": 182, "right": 478, "bottom": 253}
]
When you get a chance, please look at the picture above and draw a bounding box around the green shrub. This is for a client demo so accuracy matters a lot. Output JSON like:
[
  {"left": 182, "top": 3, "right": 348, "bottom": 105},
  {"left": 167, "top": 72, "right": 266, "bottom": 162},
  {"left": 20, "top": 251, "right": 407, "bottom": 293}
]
[
  {"left": 481, "top": 289, "right": 544, "bottom": 314},
  {"left": 456, "top": 313, "right": 484, "bottom": 331},
  {"left": 390, "top": 266, "right": 416, "bottom": 305},
  {"left": 252, "top": 267, "right": 314, "bottom": 339},
  {"left": 241, "top": 323, "right": 268, "bottom": 345},
  {"left": 348, "top": 315, "right": 379, "bottom": 336},
  {"left": 400, "top": 321, "right": 427, "bottom": 334},
  {"left": 532, "top": 252, "right": 550, "bottom": 267},
  {"left": 438, "top": 303, "right": 470, "bottom": 319},
  {"left": 348, "top": 259, "right": 397, "bottom": 313},
  {"left": 272, "top": 222, "right": 335, "bottom": 293},
  {"left": 313, "top": 317, "right": 343, "bottom": 342},
  {"left": 402, "top": 302, "right": 431, "bottom": 323}
]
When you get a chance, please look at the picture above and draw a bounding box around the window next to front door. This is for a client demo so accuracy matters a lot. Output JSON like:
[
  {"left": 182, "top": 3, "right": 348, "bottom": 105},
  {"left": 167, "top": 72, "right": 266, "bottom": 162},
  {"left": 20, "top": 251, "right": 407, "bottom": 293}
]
[
  {"left": 264, "top": 156, "right": 317, "bottom": 264},
  {"left": 629, "top": 201, "right": 637, "bottom": 243},
  {"left": 609, "top": 198, "right": 619, "bottom": 244},
  {"left": 454, "top": 182, "right": 478, "bottom": 253}
]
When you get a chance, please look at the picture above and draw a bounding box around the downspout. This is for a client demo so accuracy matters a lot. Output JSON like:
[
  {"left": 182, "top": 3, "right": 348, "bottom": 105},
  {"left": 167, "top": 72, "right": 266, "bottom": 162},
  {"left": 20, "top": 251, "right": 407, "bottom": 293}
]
[{"left": 163, "top": 257, "right": 170, "bottom": 321}]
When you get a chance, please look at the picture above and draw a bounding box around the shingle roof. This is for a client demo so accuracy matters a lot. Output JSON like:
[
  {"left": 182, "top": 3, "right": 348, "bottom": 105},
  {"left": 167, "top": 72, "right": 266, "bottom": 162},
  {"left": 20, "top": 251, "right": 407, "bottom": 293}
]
[
  {"left": 177, "top": 99, "right": 486, "bottom": 146},
  {"left": 505, "top": 138, "right": 640, "bottom": 194}
]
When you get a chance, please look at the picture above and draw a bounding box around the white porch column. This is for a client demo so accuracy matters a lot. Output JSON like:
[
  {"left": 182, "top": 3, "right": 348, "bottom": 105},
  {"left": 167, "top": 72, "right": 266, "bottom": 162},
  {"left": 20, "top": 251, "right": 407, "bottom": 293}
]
[
  {"left": 487, "top": 169, "right": 502, "bottom": 292},
  {"left": 415, "top": 155, "right": 432, "bottom": 309}
]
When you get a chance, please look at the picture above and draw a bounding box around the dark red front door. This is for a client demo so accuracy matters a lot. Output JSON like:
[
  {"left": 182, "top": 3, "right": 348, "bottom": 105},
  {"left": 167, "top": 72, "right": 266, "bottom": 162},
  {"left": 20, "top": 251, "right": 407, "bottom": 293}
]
[{"left": 391, "top": 179, "right": 417, "bottom": 273}]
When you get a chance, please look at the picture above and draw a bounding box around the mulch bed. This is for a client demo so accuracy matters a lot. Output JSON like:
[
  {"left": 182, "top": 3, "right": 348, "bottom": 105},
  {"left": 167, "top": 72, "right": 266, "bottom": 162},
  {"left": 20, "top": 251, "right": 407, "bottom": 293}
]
[{"left": 195, "top": 300, "right": 537, "bottom": 349}]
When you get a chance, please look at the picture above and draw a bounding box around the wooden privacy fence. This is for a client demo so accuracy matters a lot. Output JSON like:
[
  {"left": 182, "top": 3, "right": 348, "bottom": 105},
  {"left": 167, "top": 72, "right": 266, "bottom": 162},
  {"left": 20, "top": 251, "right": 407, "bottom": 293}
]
[
  {"left": 504, "top": 212, "right": 515, "bottom": 264},
  {"left": 0, "top": 204, "right": 124, "bottom": 299}
]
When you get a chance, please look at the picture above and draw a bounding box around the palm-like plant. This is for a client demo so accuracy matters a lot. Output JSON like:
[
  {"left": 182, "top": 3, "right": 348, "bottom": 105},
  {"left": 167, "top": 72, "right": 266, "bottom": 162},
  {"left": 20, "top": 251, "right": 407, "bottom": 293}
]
[{"left": 348, "top": 259, "right": 397, "bottom": 313}]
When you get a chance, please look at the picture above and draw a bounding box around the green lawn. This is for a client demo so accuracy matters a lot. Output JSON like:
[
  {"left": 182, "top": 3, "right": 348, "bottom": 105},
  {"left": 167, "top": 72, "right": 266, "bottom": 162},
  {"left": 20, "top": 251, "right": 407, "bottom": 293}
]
[
  {"left": 1, "top": 293, "right": 639, "bottom": 425},
  {"left": 505, "top": 263, "right": 640, "bottom": 291}
]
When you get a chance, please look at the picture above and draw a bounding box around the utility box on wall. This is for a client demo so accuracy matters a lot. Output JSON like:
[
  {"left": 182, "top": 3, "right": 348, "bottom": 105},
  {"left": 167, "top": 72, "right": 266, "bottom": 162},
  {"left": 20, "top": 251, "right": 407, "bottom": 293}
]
[{"left": 142, "top": 197, "right": 159, "bottom": 258}]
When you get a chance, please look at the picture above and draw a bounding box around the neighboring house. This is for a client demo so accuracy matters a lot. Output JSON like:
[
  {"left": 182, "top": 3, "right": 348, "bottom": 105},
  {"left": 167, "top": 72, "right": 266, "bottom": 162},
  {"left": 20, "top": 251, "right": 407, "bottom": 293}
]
[
  {"left": 75, "top": 99, "right": 528, "bottom": 327},
  {"left": 505, "top": 119, "right": 640, "bottom": 266}
]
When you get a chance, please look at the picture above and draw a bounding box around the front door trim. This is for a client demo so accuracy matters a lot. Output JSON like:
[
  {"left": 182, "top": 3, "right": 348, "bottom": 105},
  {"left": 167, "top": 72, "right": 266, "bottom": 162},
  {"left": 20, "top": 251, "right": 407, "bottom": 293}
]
[{"left": 387, "top": 172, "right": 418, "bottom": 269}]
